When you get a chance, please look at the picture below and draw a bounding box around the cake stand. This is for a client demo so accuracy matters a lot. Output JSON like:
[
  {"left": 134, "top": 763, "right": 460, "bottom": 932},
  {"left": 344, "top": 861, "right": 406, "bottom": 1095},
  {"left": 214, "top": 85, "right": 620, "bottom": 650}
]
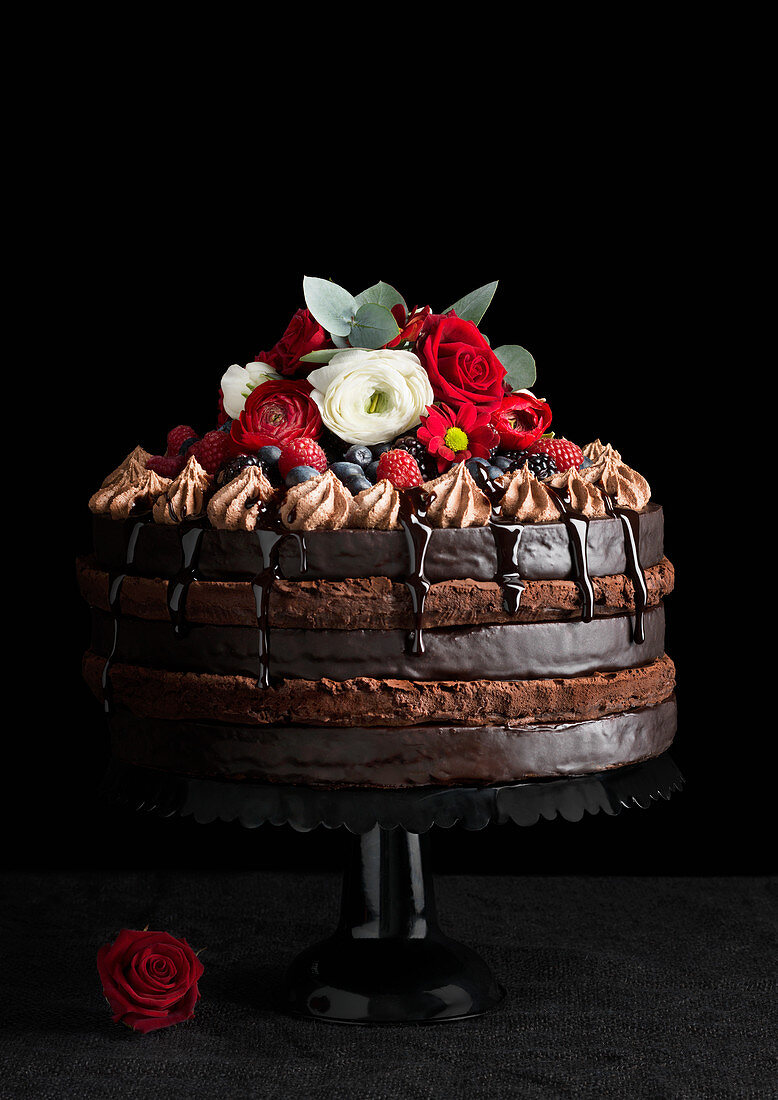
[{"left": 100, "top": 752, "right": 684, "bottom": 1025}]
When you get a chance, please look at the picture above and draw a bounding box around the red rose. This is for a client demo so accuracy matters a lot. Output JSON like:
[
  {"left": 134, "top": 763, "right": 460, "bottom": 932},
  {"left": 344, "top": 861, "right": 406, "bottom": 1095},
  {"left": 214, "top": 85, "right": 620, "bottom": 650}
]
[
  {"left": 490, "top": 390, "right": 552, "bottom": 450},
  {"left": 97, "top": 928, "right": 204, "bottom": 1034},
  {"left": 229, "top": 378, "right": 323, "bottom": 454},
  {"left": 416, "top": 312, "right": 506, "bottom": 413},
  {"left": 256, "top": 308, "right": 332, "bottom": 378}
]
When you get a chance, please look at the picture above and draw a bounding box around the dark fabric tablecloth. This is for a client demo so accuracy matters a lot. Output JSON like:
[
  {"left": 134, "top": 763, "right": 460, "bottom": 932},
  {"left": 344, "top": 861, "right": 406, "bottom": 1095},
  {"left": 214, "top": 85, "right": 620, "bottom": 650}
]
[{"left": 1, "top": 873, "right": 775, "bottom": 1099}]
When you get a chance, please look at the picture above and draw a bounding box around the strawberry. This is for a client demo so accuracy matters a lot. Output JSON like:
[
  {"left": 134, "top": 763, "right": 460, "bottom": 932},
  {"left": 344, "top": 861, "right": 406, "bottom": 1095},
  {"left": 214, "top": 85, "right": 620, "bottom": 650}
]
[
  {"left": 528, "top": 437, "right": 583, "bottom": 472},
  {"left": 146, "top": 454, "right": 185, "bottom": 478},
  {"left": 376, "top": 448, "right": 424, "bottom": 489},
  {"left": 278, "top": 438, "right": 328, "bottom": 479},
  {"left": 166, "top": 425, "right": 198, "bottom": 457},
  {"left": 186, "top": 430, "right": 233, "bottom": 474}
]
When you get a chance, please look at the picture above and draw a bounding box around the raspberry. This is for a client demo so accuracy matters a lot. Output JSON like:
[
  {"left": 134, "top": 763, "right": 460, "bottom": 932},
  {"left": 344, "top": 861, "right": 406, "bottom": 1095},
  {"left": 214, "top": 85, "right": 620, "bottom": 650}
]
[
  {"left": 186, "top": 430, "right": 233, "bottom": 474},
  {"left": 166, "top": 425, "right": 198, "bottom": 457},
  {"left": 395, "top": 435, "right": 433, "bottom": 481},
  {"left": 528, "top": 437, "right": 583, "bottom": 471},
  {"left": 376, "top": 448, "right": 424, "bottom": 489},
  {"left": 146, "top": 454, "right": 185, "bottom": 478},
  {"left": 278, "top": 438, "right": 328, "bottom": 479}
]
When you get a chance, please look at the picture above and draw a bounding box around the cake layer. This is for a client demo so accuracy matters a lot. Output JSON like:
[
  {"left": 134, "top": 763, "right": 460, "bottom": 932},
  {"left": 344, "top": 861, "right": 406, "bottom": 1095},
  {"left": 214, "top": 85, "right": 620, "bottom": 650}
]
[
  {"left": 91, "top": 504, "right": 664, "bottom": 583},
  {"left": 107, "top": 697, "right": 678, "bottom": 787},
  {"left": 90, "top": 605, "right": 665, "bottom": 682},
  {"left": 77, "top": 556, "right": 674, "bottom": 630},
  {"left": 82, "top": 651, "right": 675, "bottom": 728}
]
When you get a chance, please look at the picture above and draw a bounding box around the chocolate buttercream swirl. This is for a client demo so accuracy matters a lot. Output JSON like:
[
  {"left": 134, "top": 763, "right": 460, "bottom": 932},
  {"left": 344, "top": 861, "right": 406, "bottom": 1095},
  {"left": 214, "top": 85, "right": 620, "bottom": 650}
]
[
  {"left": 98, "top": 445, "right": 152, "bottom": 490},
  {"left": 89, "top": 457, "right": 171, "bottom": 519},
  {"left": 582, "top": 439, "right": 622, "bottom": 464},
  {"left": 548, "top": 467, "right": 608, "bottom": 518},
  {"left": 206, "top": 465, "right": 277, "bottom": 531},
  {"left": 280, "top": 469, "right": 352, "bottom": 531},
  {"left": 350, "top": 478, "right": 401, "bottom": 530},
  {"left": 496, "top": 465, "right": 560, "bottom": 523},
  {"left": 580, "top": 449, "right": 651, "bottom": 511},
  {"left": 421, "top": 462, "right": 491, "bottom": 528},
  {"left": 153, "top": 455, "right": 212, "bottom": 524}
]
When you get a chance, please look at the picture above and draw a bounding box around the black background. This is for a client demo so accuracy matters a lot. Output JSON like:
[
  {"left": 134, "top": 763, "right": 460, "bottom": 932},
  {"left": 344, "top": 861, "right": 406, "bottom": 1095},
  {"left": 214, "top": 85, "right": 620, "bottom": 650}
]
[{"left": 11, "top": 146, "right": 766, "bottom": 878}]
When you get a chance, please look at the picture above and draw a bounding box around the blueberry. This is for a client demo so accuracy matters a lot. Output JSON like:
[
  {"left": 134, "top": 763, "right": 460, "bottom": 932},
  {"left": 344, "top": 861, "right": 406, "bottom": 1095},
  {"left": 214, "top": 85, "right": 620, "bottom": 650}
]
[
  {"left": 486, "top": 465, "right": 504, "bottom": 481},
  {"left": 579, "top": 456, "right": 593, "bottom": 470},
  {"left": 343, "top": 444, "right": 373, "bottom": 468},
  {"left": 344, "top": 474, "right": 372, "bottom": 495},
  {"left": 465, "top": 458, "right": 488, "bottom": 479},
  {"left": 257, "top": 445, "right": 282, "bottom": 468},
  {"left": 371, "top": 442, "right": 392, "bottom": 459},
  {"left": 329, "top": 461, "right": 364, "bottom": 481},
  {"left": 285, "top": 465, "right": 319, "bottom": 487},
  {"left": 365, "top": 459, "right": 380, "bottom": 483},
  {"left": 491, "top": 455, "right": 513, "bottom": 472}
]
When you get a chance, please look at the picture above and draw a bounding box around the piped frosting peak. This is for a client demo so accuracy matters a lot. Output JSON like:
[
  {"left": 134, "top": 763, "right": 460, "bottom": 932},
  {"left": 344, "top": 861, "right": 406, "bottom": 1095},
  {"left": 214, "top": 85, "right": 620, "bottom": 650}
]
[
  {"left": 207, "top": 465, "right": 277, "bottom": 530},
  {"left": 350, "top": 479, "right": 401, "bottom": 530},
  {"left": 497, "top": 465, "right": 560, "bottom": 523},
  {"left": 153, "top": 455, "right": 212, "bottom": 525},
  {"left": 580, "top": 442, "right": 651, "bottom": 511},
  {"left": 280, "top": 469, "right": 352, "bottom": 531},
  {"left": 421, "top": 462, "right": 491, "bottom": 528},
  {"left": 89, "top": 455, "right": 171, "bottom": 519}
]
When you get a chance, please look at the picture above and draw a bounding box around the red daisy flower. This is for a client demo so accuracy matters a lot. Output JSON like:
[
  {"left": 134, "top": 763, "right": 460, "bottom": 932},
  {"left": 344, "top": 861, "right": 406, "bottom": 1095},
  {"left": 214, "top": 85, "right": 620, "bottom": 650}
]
[{"left": 417, "top": 402, "right": 499, "bottom": 474}]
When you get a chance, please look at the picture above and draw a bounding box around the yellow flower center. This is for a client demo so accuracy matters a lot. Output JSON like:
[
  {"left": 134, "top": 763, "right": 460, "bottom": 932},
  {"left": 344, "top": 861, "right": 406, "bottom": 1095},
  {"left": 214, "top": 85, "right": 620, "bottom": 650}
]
[
  {"left": 367, "top": 391, "right": 388, "bottom": 414},
  {"left": 444, "top": 426, "right": 469, "bottom": 452}
]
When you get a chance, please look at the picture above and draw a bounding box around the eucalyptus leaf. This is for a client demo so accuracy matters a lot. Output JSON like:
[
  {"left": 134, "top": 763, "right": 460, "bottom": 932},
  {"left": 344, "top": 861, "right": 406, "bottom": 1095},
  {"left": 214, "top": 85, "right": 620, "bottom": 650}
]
[
  {"left": 494, "top": 344, "right": 536, "bottom": 391},
  {"left": 355, "top": 281, "right": 407, "bottom": 317},
  {"left": 348, "top": 303, "right": 401, "bottom": 349},
  {"left": 445, "top": 281, "right": 498, "bottom": 325},
  {"left": 303, "top": 276, "right": 357, "bottom": 338}
]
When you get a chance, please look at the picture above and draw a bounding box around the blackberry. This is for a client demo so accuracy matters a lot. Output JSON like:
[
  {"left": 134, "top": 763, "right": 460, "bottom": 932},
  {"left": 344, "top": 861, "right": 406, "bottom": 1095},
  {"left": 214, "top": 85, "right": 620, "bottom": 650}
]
[
  {"left": 394, "top": 435, "right": 432, "bottom": 481},
  {"left": 500, "top": 449, "right": 558, "bottom": 480}
]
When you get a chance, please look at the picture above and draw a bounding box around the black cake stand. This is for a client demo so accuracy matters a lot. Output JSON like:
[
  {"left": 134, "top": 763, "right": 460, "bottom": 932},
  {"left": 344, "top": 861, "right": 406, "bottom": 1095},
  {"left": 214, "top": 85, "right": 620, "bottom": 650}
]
[{"left": 100, "top": 753, "right": 684, "bottom": 1025}]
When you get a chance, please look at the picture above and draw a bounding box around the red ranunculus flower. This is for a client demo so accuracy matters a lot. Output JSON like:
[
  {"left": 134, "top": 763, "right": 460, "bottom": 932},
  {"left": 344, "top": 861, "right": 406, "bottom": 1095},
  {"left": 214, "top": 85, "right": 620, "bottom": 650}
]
[
  {"left": 490, "top": 390, "right": 552, "bottom": 450},
  {"left": 229, "top": 378, "right": 322, "bottom": 453},
  {"left": 387, "top": 304, "right": 432, "bottom": 347},
  {"left": 417, "top": 402, "right": 499, "bottom": 474},
  {"left": 97, "top": 928, "right": 204, "bottom": 1034},
  {"left": 256, "top": 308, "right": 332, "bottom": 378},
  {"left": 415, "top": 312, "right": 506, "bottom": 413}
]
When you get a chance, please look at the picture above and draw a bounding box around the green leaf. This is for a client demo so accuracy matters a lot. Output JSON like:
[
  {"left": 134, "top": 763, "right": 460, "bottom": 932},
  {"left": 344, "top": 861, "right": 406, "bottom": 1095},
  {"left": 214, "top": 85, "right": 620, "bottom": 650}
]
[
  {"left": 299, "top": 348, "right": 342, "bottom": 365},
  {"left": 355, "top": 281, "right": 407, "bottom": 317},
  {"left": 494, "top": 345, "right": 536, "bottom": 390},
  {"left": 303, "top": 276, "right": 357, "bottom": 337},
  {"left": 445, "top": 280, "right": 498, "bottom": 325},
  {"left": 348, "top": 303, "right": 401, "bottom": 349}
]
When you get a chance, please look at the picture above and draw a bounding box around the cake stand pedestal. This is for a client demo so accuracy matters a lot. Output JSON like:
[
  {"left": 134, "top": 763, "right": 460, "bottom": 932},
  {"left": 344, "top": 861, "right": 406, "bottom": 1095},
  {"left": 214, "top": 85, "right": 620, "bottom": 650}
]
[{"left": 100, "top": 752, "right": 684, "bottom": 1025}]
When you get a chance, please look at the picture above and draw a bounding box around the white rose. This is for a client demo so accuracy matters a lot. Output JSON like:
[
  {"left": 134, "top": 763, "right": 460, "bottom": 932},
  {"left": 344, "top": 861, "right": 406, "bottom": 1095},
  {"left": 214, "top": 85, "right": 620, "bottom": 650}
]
[
  {"left": 307, "top": 349, "right": 434, "bottom": 446},
  {"left": 220, "top": 361, "right": 281, "bottom": 419}
]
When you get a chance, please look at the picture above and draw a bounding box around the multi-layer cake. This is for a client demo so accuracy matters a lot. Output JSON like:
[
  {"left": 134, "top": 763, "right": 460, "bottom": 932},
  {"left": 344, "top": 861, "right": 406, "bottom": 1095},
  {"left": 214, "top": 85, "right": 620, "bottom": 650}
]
[{"left": 78, "top": 278, "right": 675, "bottom": 788}]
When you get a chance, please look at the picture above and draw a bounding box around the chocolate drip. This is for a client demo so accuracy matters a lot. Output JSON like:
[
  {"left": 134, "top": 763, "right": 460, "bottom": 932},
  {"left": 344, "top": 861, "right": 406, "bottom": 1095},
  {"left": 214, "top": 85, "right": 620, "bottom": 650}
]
[
  {"left": 546, "top": 486, "right": 595, "bottom": 622},
  {"left": 250, "top": 503, "right": 307, "bottom": 688},
  {"left": 398, "top": 487, "right": 435, "bottom": 655},
  {"left": 101, "top": 514, "right": 150, "bottom": 713},
  {"left": 167, "top": 522, "right": 206, "bottom": 638},
  {"left": 601, "top": 492, "right": 647, "bottom": 643},
  {"left": 474, "top": 467, "right": 526, "bottom": 615}
]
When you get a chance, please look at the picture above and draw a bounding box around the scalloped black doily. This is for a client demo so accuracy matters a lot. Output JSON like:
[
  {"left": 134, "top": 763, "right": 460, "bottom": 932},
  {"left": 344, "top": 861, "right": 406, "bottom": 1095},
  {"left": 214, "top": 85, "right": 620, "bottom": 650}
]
[{"left": 99, "top": 752, "right": 684, "bottom": 835}]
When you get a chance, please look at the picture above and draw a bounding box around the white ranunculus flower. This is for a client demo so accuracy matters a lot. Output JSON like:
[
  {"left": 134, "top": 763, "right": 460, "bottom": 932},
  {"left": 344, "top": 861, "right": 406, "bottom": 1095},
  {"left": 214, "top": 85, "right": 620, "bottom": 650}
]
[
  {"left": 307, "top": 349, "right": 434, "bottom": 446},
  {"left": 220, "top": 361, "right": 281, "bottom": 418}
]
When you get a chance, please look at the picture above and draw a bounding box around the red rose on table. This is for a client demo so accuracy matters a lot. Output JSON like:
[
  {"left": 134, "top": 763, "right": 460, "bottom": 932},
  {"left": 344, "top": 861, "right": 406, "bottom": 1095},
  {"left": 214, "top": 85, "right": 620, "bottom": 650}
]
[
  {"left": 416, "top": 312, "right": 506, "bottom": 413},
  {"left": 256, "top": 308, "right": 332, "bottom": 378},
  {"left": 97, "top": 928, "right": 204, "bottom": 1034},
  {"left": 229, "top": 378, "right": 323, "bottom": 453},
  {"left": 490, "top": 390, "right": 552, "bottom": 450}
]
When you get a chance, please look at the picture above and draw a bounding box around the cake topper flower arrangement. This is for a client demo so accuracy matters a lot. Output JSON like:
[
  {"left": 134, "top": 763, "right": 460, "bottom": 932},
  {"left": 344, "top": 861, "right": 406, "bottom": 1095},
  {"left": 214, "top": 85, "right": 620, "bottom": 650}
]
[{"left": 145, "top": 277, "right": 584, "bottom": 495}]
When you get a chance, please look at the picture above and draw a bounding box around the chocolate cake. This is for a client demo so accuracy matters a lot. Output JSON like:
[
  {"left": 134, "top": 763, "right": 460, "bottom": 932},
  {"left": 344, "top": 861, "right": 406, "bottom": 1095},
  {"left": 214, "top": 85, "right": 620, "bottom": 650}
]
[{"left": 78, "top": 277, "right": 675, "bottom": 788}]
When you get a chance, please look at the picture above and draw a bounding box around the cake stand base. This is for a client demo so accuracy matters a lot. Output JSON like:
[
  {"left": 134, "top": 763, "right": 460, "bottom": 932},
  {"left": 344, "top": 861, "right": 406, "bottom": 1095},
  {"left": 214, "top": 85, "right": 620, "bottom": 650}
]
[
  {"left": 100, "top": 751, "right": 684, "bottom": 1025},
  {"left": 281, "top": 826, "right": 503, "bottom": 1024}
]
